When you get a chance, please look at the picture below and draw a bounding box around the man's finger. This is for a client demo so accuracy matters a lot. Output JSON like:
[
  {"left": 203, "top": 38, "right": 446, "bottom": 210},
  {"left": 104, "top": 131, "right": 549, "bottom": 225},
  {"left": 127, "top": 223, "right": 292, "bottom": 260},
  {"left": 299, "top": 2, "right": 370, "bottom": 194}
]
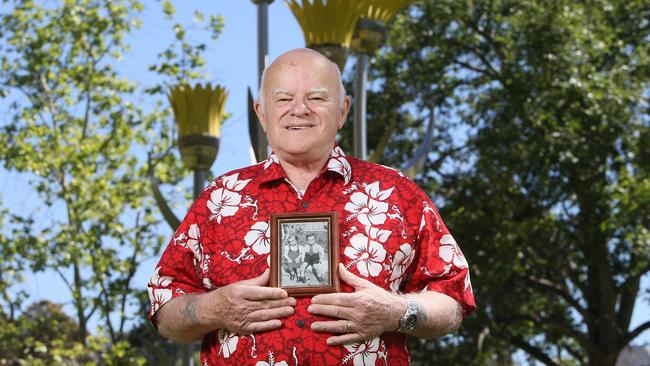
[
  {"left": 239, "top": 268, "right": 270, "bottom": 286},
  {"left": 307, "top": 303, "right": 354, "bottom": 319},
  {"left": 338, "top": 263, "right": 373, "bottom": 289},
  {"left": 326, "top": 333, "right": 362, "bottom": 346},
  {"left": 241, "top": 286, "right": 289, "bottom": 301},
  {"left": 248, "top": 306, "right": 295, "bottom": 323},
  {"left": 311, "top": 319, "right": 351, "bottom": 334},
  {"left": 246, "top": 319, "right": 283, "bottom": 334},
  {"left": 258, "top": 297, "right": 297, "bottom": 309},
  {"left": 311, "top": 291, "right": 356, "bottom": 306}
]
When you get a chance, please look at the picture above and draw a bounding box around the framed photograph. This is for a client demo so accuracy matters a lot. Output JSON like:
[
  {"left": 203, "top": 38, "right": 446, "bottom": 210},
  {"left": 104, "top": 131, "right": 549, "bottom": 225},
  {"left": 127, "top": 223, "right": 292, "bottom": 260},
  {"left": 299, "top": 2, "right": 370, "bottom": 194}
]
[{"left": 270, "top": 211, "right": 339, "bottom": 296}]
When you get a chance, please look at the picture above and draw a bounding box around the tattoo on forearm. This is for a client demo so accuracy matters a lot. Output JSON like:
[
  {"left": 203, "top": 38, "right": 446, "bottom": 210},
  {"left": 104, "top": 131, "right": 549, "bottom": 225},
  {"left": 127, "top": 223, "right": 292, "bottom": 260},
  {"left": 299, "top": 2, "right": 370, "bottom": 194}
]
[
  {"left": 439, "top": 302, "right": 462, "bottom": 335},
  {"left": 454, "top": 303, "right": 462, "bottom": 326},
  {"left": 181, "top": 294, "right": 200, "bottom": 326},
  {"left": 417, "top": 302, "right": 428, "bottom": 326}
]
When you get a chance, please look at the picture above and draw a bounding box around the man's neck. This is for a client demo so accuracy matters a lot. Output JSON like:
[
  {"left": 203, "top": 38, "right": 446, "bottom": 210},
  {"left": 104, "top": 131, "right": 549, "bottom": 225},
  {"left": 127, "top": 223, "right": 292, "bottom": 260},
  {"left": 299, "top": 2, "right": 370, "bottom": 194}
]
[{"left": 278, "top": 154, "right": 329, "bottom": 191}]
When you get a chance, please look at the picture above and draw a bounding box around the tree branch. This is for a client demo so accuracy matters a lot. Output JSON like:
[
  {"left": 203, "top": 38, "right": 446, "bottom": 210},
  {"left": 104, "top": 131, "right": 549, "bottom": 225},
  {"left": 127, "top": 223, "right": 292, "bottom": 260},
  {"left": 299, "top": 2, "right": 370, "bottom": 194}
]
[
  {"left": 507, "top": 313, "right": 595, "bottom": 354},
  {"left": 510, "top": 336, "right": 561, "bottom": 366},
  {"left": 368, "top": 115, "right": 399, "bottom": 163},
  {"left": 89, "top": 242, "right": 116, "bottom": 343},
  {"left": 525, "top": 275, "right": 589, "bottom": 321},
  {"left": 617, "top": 269, "right": 641, "bottom": 331},
  {"left": 452, "top": 59, "right": 494, "bottom": 78},
  {"left": 147, "top": 152, "right": 181, "bottom": 230},
  {"left": 622, "top": 320, "right": 650, "bottom": 346},
  {"left": 119, "top": 212, "right": 142, "bottom": 336},
  {"left": 54, "top": 267, "right": 74, "bottom": 295},
  {"left": 38, "top": 72, "right": 61, "bottom": 134}
]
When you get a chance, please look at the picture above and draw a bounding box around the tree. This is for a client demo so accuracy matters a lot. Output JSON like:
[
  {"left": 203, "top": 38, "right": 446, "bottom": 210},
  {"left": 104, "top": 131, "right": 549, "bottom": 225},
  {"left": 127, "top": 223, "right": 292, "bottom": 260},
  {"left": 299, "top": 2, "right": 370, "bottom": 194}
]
[
  {"left": 0, "top": 0, "right": 223, "bottom": 360},
  {"left": 361, "top": 0, "right": 649, "bottom": 365}
]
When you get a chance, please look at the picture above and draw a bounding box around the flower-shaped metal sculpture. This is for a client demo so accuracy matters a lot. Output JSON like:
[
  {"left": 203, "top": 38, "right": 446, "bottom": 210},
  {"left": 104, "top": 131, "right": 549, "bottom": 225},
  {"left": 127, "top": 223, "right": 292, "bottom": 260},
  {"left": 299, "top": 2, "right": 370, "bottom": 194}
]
[
  {"left": 285, "top": 0, "right": 370, "bottom": 70},
  {"left": 352, "top": 0, "right": 415, "bottom": 54},
  {"left": 363, "top": 0, "right": 414, "bottom": 23},
  {"left": 169, "top": 83, "right": 228, "bottom": 171}
]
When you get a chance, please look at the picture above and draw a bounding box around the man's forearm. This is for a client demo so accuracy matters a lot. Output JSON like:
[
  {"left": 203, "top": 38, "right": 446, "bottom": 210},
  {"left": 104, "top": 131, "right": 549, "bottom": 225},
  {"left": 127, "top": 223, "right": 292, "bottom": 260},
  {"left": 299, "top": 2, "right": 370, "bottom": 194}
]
[
  {"left": 404, "top": 291, "right": 463, "bottom": 339},
  {"left": 156, "top": 292, "right": 221, "bottom": 343}
]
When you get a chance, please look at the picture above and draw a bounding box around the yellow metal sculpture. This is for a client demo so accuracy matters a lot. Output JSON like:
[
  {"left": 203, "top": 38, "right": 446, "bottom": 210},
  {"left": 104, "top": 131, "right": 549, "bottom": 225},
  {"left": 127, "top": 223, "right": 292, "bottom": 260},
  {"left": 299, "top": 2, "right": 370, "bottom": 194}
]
[
  {"left": 168, "top": 83, "right": 228, "bottom": 171},
  {"left": 285, "top": 0, "right": 370, "bottom": 70},
  {"left": 352, "top": 0, "right": 416, "bottom": 54},
  {"left": 362, "top": 0, "right": 415, "bottom": 23}
]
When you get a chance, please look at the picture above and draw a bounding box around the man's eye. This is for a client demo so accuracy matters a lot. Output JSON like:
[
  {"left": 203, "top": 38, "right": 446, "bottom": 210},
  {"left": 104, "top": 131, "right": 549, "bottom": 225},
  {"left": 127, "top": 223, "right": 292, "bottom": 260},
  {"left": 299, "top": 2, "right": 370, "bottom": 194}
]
[{"left": 310, "top": 97, "right": 325, "bottom": 101}]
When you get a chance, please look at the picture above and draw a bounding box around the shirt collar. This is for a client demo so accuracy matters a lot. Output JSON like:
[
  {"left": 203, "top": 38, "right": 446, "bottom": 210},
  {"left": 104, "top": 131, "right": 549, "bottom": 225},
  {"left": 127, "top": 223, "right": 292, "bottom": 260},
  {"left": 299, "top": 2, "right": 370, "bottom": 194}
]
[{"left": 259, "top": 145, "right": 352, "bottom": 186}]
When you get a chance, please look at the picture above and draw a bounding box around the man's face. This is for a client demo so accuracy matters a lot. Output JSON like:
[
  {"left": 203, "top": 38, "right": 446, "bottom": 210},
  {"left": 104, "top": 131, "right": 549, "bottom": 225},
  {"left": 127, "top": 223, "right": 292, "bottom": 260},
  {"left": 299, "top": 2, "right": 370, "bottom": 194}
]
[
  {"left": 306, "top": 236, "right": 316, "bottom": 245},
  {"left": 255, "top": 51, "right": 350, "bottom": 164}
]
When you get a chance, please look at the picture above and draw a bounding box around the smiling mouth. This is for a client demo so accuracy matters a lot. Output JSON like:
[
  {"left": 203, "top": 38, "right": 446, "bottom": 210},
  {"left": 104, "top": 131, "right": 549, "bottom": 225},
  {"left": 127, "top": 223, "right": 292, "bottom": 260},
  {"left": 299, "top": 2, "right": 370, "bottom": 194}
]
[{"left": 286, "top": 126, "right": 312, "bottom": 130}]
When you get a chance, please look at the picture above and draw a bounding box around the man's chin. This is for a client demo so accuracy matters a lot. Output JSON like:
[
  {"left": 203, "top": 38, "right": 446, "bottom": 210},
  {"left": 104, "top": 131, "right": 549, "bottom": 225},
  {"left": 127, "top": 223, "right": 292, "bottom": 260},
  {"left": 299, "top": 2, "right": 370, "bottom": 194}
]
[{"left": 275, "top": 145, "right": 329, "bottom": 163}]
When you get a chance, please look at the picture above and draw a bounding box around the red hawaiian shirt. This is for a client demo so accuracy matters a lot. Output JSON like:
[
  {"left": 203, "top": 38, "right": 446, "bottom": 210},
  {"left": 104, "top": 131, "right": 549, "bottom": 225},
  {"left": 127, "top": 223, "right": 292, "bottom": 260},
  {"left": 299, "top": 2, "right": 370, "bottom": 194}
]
[{"left": 148, "top": 146, "right": 475, "bottom": 365}]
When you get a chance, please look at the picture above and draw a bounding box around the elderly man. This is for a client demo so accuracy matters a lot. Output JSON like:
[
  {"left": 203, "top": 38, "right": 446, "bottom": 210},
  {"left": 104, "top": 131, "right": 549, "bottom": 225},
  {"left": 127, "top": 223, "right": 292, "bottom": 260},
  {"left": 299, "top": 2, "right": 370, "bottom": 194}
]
[{"left": 148, "top": 48, "right": 475, "bottom": 365}]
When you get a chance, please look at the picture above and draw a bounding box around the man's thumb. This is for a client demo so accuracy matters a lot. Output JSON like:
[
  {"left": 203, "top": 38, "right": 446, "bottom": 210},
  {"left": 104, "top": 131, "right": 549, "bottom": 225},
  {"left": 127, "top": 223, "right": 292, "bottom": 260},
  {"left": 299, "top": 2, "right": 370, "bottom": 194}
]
[
  {"left": 339, "top": 263, "right": 372, "bottom": 289},
  {"left": 239, "top": 268, "right": 270, "bottom": 286}
]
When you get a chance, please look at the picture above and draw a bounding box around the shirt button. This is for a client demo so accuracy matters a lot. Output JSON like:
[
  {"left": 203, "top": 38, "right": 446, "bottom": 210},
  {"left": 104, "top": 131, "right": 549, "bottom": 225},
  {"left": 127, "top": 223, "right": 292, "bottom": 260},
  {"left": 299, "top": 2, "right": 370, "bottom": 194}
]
[
  {"left": 296, "top": 319, "right": 305, "bottom": 328},
  {"left": 302, "top": 201, "right": 309, "bottom": 209}
]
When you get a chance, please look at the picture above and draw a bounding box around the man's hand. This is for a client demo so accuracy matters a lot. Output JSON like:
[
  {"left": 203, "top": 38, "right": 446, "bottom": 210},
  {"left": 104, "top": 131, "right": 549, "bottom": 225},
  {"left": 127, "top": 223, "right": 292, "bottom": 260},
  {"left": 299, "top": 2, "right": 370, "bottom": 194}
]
[
  {"left": 308, "top": 264, "right": 406, "bottom": 345},
  {"left": 207, "top": 269, "right": 297, "bottom": 335},
  {"left": 157, "top": 269, "right": 296, "bottom": 342}
]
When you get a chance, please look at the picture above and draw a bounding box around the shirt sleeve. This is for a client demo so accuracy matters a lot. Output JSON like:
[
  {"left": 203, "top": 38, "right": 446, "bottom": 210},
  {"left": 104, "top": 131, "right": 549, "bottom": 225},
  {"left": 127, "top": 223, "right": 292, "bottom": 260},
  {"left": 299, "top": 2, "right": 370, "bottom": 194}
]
[
  {"left": 403, "top": 195, "right": 476, "bottom": 318},
  {"left": 147, "top": 186, "right": 213, "bottom": 324}
]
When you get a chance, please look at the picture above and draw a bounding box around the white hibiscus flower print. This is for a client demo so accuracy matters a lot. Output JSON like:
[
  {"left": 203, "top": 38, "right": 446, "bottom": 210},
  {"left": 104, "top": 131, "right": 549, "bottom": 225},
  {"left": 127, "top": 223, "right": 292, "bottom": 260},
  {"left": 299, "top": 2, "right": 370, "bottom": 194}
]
[
  {"left": 254, "top": 350, "right": 290, "bottom": 366},
  {"left": 263, "top": 153, "right": 279, "bottom": 170},
  {"left": 327, "top": 146, "right": 352, "bottom": 184},
  {"left": 255, "top": 361, "right": 288, "bottom": 366},
  {"left": 244, "top": 221, "right": 271, "bottom": 255},
  {"left": 218, "top": 329, "right": 239, "bottom": 359},
  {"left": 344, "top": 229, "right": 388, "bottom": 277},
  {"left": 464, "top": 271, "right": 473, "bottom": 292},
  {"left": 208, "top": 187, "right": 242, "bottom": 223},
  {"left": 207, "top": 173, "right": 252, "bottom": 223},
  {"left": 439, "top": 234, "right": 468, "bottom": 269},
  {"left": 222, "top": 173, "right": 252, "bottom": 192},
  {"left": 345, "top": 182, "right": 394, "bottom": 227},
  {"left": 148, "top": 287, "right": 172, "bottom": 314},
  {"left": 388, "top": 243, "right": 415, "bottom": 293},
  {"left": 185, "top": 224, "right": 203, "bottom": 263},
  {"left": 343, "top": 337, "right": 386, "bottom": 366},
  {"left": 419, "top": 200, "right": 443, "bottom": 233},
  {"left": 148, "top": 267, "right": 173, "bottom": 313}
]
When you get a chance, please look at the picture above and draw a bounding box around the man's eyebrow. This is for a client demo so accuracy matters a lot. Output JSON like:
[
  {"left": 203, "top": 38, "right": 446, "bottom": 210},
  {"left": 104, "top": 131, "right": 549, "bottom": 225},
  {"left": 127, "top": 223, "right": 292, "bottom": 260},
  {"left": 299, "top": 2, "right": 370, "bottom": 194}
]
[
  {"left": 308, "top": 88, "right": 329, "bottom": 95},
  {"left": 271, "top": 88, "right": 290, "bottom": 96}
]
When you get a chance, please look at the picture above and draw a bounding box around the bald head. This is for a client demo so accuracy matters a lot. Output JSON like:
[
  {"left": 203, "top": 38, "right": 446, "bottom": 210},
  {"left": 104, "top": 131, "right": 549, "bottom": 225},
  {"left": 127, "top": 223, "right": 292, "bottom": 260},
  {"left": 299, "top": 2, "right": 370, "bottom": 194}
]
[
  {"left": 253, "top": 48, "right": 351, "bottom": 166},
  {"left": 257, "top": 48, "right": 346, "bottom": 110}
]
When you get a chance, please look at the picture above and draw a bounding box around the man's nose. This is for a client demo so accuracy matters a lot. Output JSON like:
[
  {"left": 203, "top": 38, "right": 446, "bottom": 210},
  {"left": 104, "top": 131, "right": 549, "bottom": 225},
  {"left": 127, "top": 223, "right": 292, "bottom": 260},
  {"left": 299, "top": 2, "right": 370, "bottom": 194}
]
[{"left": 289, "top": 98, "right": 310, "bottom": 115}]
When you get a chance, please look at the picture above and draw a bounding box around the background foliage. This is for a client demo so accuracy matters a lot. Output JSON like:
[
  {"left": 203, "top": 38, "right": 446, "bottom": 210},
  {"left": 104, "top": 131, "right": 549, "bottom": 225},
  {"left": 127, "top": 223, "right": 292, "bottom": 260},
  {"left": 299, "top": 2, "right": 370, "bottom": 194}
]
[
  {"left": 0, "top": 0, "right": 222, "bottom": 363},
  {"left": 0, "top": 0, "right": 648, "bottom": 365},
  {"left": 340, "top": 1, "right": 649, "bottom": 365}
]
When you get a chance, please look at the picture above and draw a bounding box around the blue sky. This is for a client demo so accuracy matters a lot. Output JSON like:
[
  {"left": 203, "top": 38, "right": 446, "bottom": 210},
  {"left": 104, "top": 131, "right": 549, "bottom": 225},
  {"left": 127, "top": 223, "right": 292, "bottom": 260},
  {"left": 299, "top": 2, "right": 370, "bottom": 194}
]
[{"left": 2, "top": 0, "right": 648, "bottom": 349}]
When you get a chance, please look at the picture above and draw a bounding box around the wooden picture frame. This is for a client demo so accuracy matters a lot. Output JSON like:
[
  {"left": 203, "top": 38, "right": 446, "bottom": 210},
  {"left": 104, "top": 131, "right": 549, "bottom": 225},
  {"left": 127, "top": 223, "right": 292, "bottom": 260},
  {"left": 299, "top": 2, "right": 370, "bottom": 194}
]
[{"left": 270, "top": 211, "right": 339, "bottom": 296}]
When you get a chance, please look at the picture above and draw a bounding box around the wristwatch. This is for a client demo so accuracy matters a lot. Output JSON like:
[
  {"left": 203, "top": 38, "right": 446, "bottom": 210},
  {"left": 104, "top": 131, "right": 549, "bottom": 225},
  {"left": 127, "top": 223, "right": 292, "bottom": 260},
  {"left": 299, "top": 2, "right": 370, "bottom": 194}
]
[{"left": 397, "top": 298, "right": 419, "bottom": 333}]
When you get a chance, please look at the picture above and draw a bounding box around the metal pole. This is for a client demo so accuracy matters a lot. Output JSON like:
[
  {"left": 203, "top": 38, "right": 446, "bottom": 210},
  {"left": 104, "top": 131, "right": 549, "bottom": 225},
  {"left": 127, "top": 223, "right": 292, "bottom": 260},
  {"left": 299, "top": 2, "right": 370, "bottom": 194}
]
[
  {"left": 256, "top": 1, "right": 270, "bottom": 160},
  {"left": 182, "top": 343, "right": 193, "bottom": 366},
  {"left": 353, "top": 53, "right": 368, "bottom": 160},
  {"left": 194, "top": 169, "right": 206, "bottom": 201},
  {"left": 182, "top": 169, "right": 206, "bottom": 366}
]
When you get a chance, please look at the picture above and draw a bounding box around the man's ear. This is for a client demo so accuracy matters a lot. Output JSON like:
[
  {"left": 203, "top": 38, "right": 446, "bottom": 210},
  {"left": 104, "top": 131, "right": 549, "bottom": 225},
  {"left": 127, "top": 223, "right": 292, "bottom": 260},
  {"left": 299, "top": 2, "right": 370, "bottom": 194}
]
[
  {"left": 254, "top": 100, "right": 267, "bottom": 132},
  {"left": 338, "top": 95, "right": 351, "bottom": 130}
]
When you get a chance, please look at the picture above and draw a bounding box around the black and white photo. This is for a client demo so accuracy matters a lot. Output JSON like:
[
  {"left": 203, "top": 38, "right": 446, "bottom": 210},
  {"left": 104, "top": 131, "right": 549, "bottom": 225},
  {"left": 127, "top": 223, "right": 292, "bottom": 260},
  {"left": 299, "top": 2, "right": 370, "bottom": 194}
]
[{"left": 270, "top": 212, "right": 339, "bottom": 296}]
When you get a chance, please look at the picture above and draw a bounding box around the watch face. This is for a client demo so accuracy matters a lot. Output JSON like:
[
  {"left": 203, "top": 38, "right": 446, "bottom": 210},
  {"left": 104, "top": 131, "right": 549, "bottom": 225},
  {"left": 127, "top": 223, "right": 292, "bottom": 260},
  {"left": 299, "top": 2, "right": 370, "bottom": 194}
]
[{"left": 405, "top": 313, "right": 417, "bottom": 330}]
